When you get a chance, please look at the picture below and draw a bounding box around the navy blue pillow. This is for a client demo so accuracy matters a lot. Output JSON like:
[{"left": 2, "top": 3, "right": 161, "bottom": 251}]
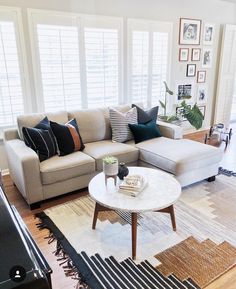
[
  {"left": 22, "top": 117, "right": 57, "bottom": 162},
  {"left": 132, "top": 104, "right": 158, "bottom": 124},
  {"left": 128, "top": 120, "right": 162, "bottom": 144}
]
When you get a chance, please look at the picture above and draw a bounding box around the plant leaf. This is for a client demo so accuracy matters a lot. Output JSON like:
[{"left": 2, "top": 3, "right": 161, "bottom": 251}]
[
  {"left": 163, "top": 81, "right": 173, "bottom": 95},
  {"left": 159, "top": 100, "right": 166, "bottom": 109},
  {"left": 184, "top": 104, "right": 204, "bottom": 130}
]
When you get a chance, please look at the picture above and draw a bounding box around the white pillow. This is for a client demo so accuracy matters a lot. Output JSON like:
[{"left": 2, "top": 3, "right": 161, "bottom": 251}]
[{"left": 109, "top": 107, "right": 138, "bottom": 143}]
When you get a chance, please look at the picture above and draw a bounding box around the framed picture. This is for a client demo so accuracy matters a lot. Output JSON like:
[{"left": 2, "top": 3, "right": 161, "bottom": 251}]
[
  {"left": 198, "top": 106, "right": 206, "bottom": 119},
  {"left": 197, "top": 85, "right": 208, "bottom": 104},
  {"left": 179, "top": 18, "right": 202, "bottom": 45},
  {"left": 191, "top": 48, "right": 201, "bottom": 61},
  {"left": 175, "top": 81, "right": 195, "bottom": 103},
  {"left": 203, "top": 23, "right": 214, "bottom": 45},
  {"left": 186, "top": 64, "right": 196, "bottom": 77},
  {"left": 197, "top": 70, "right": 206, "bottom": 83},
  {"left": 176, "top": 105, "right": 191, "bottom": 121},
  {"left": 179, "top": 48, "right": 189, "bottom": 61},
  {"left": 202, "top": 48, "right": 213, "bottom": 68}
]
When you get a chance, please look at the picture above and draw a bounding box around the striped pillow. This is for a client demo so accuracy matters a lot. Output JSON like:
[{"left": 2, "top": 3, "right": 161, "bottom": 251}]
[
  {"left": 109, "top": 107, "right": 138, "bottom": 143},
  {"left": 50, "top": 118, "right": 85, "bottom": 156},
  {"left": 22, "top": 125, "right": 57, "bottom": 162}
]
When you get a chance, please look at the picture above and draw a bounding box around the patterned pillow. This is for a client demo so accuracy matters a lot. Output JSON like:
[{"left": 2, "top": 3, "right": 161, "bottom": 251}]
[
  {"left": 132, "top": 104, "right": 159, "bottom": 124},
  {"left": 22, "top": 117, "right": 57, "bottom": 162},
  {"left": 50, "top": 118, "right": 85, "bottom": 156},
  {"left": 109, "top": 107, "right": 138, "bottom": 143}
]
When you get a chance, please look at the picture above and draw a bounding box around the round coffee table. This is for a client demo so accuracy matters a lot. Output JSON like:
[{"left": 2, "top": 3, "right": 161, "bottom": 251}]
[{"left": 88, "top": 167, "right": 181, "bottom": 259}]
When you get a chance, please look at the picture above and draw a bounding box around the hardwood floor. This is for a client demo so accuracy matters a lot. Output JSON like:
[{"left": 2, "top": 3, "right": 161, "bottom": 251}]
[{"left": 2, "top": 125, "right": 236, "bottom": 289}]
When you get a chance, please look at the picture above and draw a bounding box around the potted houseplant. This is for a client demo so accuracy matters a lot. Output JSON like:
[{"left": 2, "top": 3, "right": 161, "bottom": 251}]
[
  {"left": 158, "top": 81, "right": 204, "bottom": 130},
  {"left": 102, "top": 156, "right": 119, "bottom": 176}
]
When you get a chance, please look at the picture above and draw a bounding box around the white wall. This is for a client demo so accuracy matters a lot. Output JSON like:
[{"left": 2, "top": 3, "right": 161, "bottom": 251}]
[{"left": 0, "top": 0, "right": 236, "bottom": 170}]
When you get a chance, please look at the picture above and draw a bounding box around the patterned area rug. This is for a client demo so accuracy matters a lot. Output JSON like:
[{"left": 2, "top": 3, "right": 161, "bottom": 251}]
[{"left": 36, "top": 174, "right": 236, "bottom": 288}]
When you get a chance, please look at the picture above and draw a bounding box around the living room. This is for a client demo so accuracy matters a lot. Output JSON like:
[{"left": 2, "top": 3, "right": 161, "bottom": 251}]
[{"left": 0, "top": 0, "right": 236, "bottom": 288}]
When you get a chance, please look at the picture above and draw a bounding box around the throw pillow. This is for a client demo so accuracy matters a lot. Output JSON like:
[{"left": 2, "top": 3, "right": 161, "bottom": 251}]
[
  {"left": 109, "top": 107, "right": 138, "bottom": 143},
  {"left": 50, "top": 118, "right": 85, "bottom": 156},
  {"left": 22, "top": 117, "right": 57, "bottom": 162},
  {"left": 128, "top": 120, "right": 162, "bottom": 144},
  {"left": 132, "top": 104, "right": 158, "bottom": 124}
]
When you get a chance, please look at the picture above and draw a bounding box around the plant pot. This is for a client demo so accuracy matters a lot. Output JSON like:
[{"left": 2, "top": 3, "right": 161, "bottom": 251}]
[{"left": 103, "top": 161, "right": 118, "bottom": 176}]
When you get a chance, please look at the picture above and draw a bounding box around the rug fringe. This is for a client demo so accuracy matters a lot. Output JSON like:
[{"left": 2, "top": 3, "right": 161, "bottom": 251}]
[{"left": 35, "top": 215, "right": 90, "bottom": 289}]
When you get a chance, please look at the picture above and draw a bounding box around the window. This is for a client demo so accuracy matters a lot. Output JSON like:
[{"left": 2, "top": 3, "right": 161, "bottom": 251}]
[
  {"left": 29, "top": 10, "right": 123, "bottom": 111},
  {"left": 128, "top": 19, "right": 172, "bottom": 108},
  {"left": 0, "top": 8, "right": 27, "bottom": 127}
]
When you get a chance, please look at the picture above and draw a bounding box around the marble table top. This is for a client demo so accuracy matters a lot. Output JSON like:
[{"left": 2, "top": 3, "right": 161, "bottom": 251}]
[{"left": 89, "top": 167, "right": 181, "bottom": 213}]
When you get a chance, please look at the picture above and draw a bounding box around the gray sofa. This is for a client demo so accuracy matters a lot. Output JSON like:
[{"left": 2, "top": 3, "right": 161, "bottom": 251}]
[{"left": 4, "top": 104, "right": 223, "bottom": 208}]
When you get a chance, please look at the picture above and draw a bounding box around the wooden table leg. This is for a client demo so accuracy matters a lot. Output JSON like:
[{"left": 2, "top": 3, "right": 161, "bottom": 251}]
[
  {"left": 131, "top": 212, "right": 137, "bottom": 260},
  {"left": 156, "top": 205, "right": 177, "bottom": 231},
  {"left": 92, "top": 202, "right": 100, "bottom": 229}
]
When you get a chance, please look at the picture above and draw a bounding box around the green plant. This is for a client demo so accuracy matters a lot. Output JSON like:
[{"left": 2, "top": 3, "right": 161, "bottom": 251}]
[
  {"left": 159, "top": 81, "right": 204, "bottom": 130},
  {"left": 102, "top": 156, "right": 118, "bottom": 164}
]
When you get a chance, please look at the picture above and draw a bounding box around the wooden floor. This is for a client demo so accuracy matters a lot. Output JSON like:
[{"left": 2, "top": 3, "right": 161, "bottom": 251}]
[{"left": 2, "top": 124, "right": 236, "bottom": 289}]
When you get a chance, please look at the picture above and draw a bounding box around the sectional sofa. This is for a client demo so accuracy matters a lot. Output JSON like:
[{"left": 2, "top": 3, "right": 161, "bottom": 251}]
[{"left": 4, "top": 104, "right": 223, "bottom": 208}]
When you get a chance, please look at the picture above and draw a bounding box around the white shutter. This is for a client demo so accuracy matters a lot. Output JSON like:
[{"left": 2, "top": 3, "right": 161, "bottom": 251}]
[
  {"left": 128, "top": 19, "right": 172, "bottom": 108},
  {"left": 0, "top": 20, "right": 24, "bottom": 126},
  {"left": 84, "top": 27, "right": 120, "bottom": 108},
  {"left": 37, "top": 24, "right": 81, "bottom": 112},
  {"left": 215, "top": 24, "right": 236, "bottom": 126}
]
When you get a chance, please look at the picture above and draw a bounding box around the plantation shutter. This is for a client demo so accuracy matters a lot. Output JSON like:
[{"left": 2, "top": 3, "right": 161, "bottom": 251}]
[
  {"left": 0, "top": 20, "right": 24, "bottom": 127},
  {"left": 128, "top": 19, "right": 172, "bottom": 108},
  {"left": 214, "top": 24, "right": 236, "bottom": 126},
  {"left": 83, "top": 16, "right": 122, "bottom": 108},
  {"left": 36, "top": 24, "right": 81, "bottom": 112}
]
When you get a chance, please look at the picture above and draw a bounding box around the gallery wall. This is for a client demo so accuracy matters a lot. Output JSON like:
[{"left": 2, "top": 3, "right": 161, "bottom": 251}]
[{"left": 0, "top": 0, "right": 236, "bottom": 170}]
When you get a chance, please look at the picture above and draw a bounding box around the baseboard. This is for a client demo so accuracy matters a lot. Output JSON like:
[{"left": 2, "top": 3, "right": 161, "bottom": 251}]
[{"left": 1, "top": 169, "right": 9, "bottom": 176}]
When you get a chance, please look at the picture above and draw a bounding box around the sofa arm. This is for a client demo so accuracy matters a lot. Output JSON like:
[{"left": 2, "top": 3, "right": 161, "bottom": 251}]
[
  {"left": 4, "top": 129, "right": 20, "bottom": 141},
  {"left": 4, "top": 139, "right": 43, "bottom": 204},
  {"left": 157, "top": 121, "right": 183, "bottom": 139}
]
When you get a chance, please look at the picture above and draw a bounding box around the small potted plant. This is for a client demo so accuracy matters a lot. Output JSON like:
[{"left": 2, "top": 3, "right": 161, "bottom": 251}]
[{"left": 102, "top": 156, "right": 119, "bottom": 176}]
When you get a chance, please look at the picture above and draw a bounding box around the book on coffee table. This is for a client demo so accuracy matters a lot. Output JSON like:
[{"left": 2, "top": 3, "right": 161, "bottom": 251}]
[{"left": 118, "top": 175, "right": 147, "bottom": 197}]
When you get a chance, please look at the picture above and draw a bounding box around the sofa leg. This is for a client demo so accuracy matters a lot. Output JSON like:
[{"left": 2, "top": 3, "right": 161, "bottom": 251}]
[
  {"left": 207, "top": 176, "right": 216, "bottom": 182},
  {"left": 30, "top": 202, "right": 41, "bottom": 210}
]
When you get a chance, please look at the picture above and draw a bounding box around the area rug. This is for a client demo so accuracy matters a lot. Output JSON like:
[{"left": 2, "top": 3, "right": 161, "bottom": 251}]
[{"left": 36, "top": 174, "right": 236, "bottom": 288}]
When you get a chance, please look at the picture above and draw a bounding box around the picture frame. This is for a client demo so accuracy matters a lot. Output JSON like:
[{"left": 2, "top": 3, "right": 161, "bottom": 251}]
[
  {"left": 203, "top": 23, "right": 214, "bottom": 45},
  {"left": 179, "top": 18, "right": 202, "bottom": 45},
  {"left": 198, "top": 106, "right": 206, "bottom": 119},
  {"left": 197, "top": 70, "right": 206, "bottom": 83},
  {"left": 179, "top": 48, "right": 189, "bottom": 61},
  {"left": 197, "top": 85, "right": 208, "bottom": 104},
  {"left": 186, "top": 64, "right": 196, "bottom": 77},
  {"left": 202, "top": 48, "right": 213, "bottom": 68},
  {"left": 191, "top": 48, "right": 201, "bottom": 61},
  {"left": 175, "top": 81, "right": 195, "bottom": 103},
  {"left": 176, "top": 105, "right": 191, "bottom": 121}
]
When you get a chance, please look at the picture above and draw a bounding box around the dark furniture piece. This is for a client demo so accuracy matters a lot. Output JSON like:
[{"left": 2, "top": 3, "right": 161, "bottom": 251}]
[
  {"left": 0, "top": 185, "right": 52, "bottom": 289},
  {"left": 205, "top": 123, "right": 232, "bottom": 149}
]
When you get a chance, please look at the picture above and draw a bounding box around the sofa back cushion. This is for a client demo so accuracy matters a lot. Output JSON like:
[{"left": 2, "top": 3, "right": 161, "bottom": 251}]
[
  {"left": 17, "top": 111, "right": 68, "bottom": 140},
  {"left": 68, "top": 104, "right": 131, "bottom": 143}
]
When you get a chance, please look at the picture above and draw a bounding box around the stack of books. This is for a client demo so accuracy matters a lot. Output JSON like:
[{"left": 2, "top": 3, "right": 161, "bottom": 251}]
[{"left": 119, "top": 175, "right": 147, "bottom": 197}]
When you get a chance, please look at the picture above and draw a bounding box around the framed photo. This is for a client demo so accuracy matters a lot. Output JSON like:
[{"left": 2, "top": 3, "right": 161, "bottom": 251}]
[
  {"left": 186, "top": 64, "right": 196, "bottom": 77},
  {"left": 197, "top": 85, "right": 208, "bottom": 104},
  {"left": 179, "top": 18, "right": 202, "bottom": 45},
  {"left": 176, "top": 105, "right": 191, "bottom": 121},
  {"left": 197, "top": 70, "right": 206, "bottom": 83},
  {"left": 198, "top": 106, "right": 206, "bottom": 119},
  {"left": 179, "top": 48, "right": 189, "bottom": 61},
  {"left": 203, "top": 23, "right": 214, "bottom": 45},
  {"left": 175, "top": 81, "right": 195, "bottom": 103},
  {"left": 191, "top": 48, "right": 201, "bottom": 61},
  {"left": 202, "top": 48, "right": 213, "bottom": 68}
]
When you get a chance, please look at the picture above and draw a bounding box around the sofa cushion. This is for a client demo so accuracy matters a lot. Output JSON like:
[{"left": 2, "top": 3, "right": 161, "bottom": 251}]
[
  {"left": 132, "top": 104, "right": 158, "bottom": 124},
  {"left": 129, "top": 120, "right": 162, "bottom": 144},
  {"left": 40, "top": 151, "right": 95, "bottom": 185},
  {"left": 50, "top": 119, "right": 85, "bottom": 156},
  {"left": 136, "top": 137, "right": 223, "bottom": 175},
  {"left": 109, "top": 107, "right": 138, "bottom": 143},
  {"left": 83, "top": 140, "right": 139, "bottom": 171},
  {"left": 18, "top": 111, "right": 68, "bottom": 140}
]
